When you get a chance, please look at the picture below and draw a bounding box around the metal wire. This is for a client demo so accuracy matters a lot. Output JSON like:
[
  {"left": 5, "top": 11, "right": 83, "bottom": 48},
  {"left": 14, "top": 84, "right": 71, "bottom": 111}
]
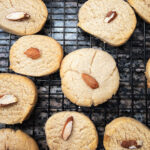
[{"left": 0, "top": 0, "right": 150, "bottom": 149}]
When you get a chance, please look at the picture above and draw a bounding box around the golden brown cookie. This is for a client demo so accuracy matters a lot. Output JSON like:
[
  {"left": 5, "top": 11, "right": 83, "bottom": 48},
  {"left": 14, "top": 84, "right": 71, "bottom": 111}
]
[
  {"left": 0, "top": 0, "right": 48, "bottom": 35},
  {"left": 0, "top": 73, "right": 37, "bottom": 124},
  {"left": 45, "top": 111, "right": 98, "bottom": 150},
  {"left": 0, "top": 128, "right": 39, "bottom": 150},
  {"left": 78, "top": 0, "right": 137, "bottom": 46},
  {"left": 60, "top": 48, "right": 120, "bottom": 107},
  {"left": 104, "top": 117, "right": 150, "bottom": 150},
  {"left": 128, "top": 0, "right": 150, "bottom": 23},
  {"left": 10, "top": 35, "right": 63, "bottom": 77}
]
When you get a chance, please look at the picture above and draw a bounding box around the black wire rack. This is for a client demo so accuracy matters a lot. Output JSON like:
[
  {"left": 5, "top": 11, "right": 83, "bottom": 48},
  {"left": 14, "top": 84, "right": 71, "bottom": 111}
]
[{"left": 0, "top": 0, "right": 150, "bottom": 149}]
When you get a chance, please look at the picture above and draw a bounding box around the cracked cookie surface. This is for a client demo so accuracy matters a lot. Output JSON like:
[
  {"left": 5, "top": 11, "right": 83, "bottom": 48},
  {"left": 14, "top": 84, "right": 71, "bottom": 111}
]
[
  {"left": 104, "top": 117, "right": 150, "bottom": 150},
  {"left": 9, "top": 35, "right": 63, "bottom": 77},
  {"left": 0, "top": 73, "right": 37, "bottom": 124},
  {"left": 78, "top": 0, "right": 136, "bottom": 46},
  {"left": 45, "top": 111, "right": 98, "bottom": 150},
  {"left": 0, "top": 128, "right": 39, "bottom": 150},
  {"left": 128, "top": 0, "right": 150, "bottom": 23},
  {"left": 60, "top": 48, "right": 120, "bottom": 107},
  {"left": 0, "top": 0, "right": 48, "bottom": 35}
]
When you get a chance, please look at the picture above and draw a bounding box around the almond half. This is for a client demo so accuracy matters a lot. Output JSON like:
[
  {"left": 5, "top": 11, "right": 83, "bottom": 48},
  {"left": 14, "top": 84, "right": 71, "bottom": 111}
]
[
  {"left": 24, "top": 47, "right": 41, "bottom": 59},
  {"left": 6, "top": 12, "right": 30, "bottom": 21},
  {"left": 62, "top": 116, "right": 74, "bottom": 141},
  {"left": 121, "top": 140, "right": 143, "bottom": 149},
  {"left": 0, "top": 95, "right": 18, "bottom": 107},
  {"left": 82, "top": 73, "right": 99, "bottom": 89},
  {"left": 104, "top": 11, "right": 117, "bottom": 23}
]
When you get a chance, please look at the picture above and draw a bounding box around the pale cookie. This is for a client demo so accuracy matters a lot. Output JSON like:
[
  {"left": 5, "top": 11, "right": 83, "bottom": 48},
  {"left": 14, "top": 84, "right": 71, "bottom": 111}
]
[
  {"left": 60, "top": 48, "right": 120, "bottom": 107},
  {"left": 10, "top": 35, "right": 63, "bottom": 77},
  {"left": 0, "top": 128, "right": 39, "bottom": 150},
  {"left": 45, "top": 111, "right": 98, "bottom": 150},
  {"left": 145, "top": 59, "right": 150, "bottom": 88},
  {"left": 0, "top": 73, "right": 37, "bottom": 124},
  {"left": 128, "top": 0, "right": 150, "bottom": 23},
  {"left": 104, "top": 117, "right": 150, "bottom": 150},
  {"left": 0, "top": 0, "right": 48, "bottom": 35},
  {"left": 78, "top": 0, "right": 137, "bottom": 46}
]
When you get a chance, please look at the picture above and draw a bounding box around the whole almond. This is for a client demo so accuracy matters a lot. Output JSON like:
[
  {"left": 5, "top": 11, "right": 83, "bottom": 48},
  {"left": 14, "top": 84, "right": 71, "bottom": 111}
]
[
  {"left": 121, "top": 140, "right": 143, "bottom": 149},
  {"left": 104, "top": 11, "right": 117, "bottom": 23},
  {"left": 62, "top": 116, "right": 74, "bottom": 141},
  {"left": 82, "top": 73, "right": 99, "bottom": 89},
  {"left": 6, "top": 12, "right": 30, "bottom": 21},
  {"left": 24, "top": 48, "right": 41, "bottom": 59},
  {"left": 0, "top": 95, "right": 18, "bottom": 107}
]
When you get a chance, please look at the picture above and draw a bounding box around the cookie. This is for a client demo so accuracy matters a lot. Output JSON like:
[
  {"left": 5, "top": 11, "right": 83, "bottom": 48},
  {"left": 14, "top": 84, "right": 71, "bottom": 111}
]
[
  {"left": 0, "top": 128, "right": 39, "bottom": 150},
  {"left": 45, "top": 111, "right": 98, "bottom": 150},
  {"left": 60, "top": 48, "right": 120, "bottom": 107},
  {"left": 145, "top": 58, "right": 150, "bottom": 88},
  {"left": 0, "top": 0, "right": 48, "bottom": 35},
  {"left": 128, "top": 0, "right": 150, "bottom": 23},
  {"left": 10, "top": 35, "right": 63, "bottom": 77},
  {"left": 0, "top": 73, "right": 37, "bottom": 124},
  {"left": 78, "top": 0, "right": 137, "bottom": 46},
  {"left": 104, "top": 117, "right": 150, "bottom": 150}
]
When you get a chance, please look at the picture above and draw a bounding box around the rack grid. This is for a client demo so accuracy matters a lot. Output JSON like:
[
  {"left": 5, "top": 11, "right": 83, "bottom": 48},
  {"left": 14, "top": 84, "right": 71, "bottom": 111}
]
[{"left": 0, "top": 0, "right": 150, "bottom": 149}]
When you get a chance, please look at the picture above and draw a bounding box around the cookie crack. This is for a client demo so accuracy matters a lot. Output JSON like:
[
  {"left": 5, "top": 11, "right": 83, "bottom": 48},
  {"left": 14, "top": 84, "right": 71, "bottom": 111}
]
[
  {"left": 5, "top": 133, "right": 9, "bottom": 150},
  {"left": 91, "top": 65, "right": 117, "bottom": 106},
  {"left": 101, "top": 66, "right": 117, "bottom": 84},
  {"left": 62, "top": 51, "right": 97, "bottom": 76},
  {"left": 89, "top": 50, "right": 97, "bottom": 73}
]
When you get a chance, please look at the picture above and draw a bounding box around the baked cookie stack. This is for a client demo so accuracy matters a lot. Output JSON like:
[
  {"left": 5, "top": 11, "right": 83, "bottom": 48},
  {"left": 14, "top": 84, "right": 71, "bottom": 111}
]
[{"left": 0, "top": 0, "right": 150, "bottom": 149}]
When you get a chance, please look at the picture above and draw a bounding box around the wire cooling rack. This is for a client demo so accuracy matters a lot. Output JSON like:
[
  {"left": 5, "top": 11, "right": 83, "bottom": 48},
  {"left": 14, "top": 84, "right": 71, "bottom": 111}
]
[{"left": 0, "top": 0, "right": 150, "bottom": 149}]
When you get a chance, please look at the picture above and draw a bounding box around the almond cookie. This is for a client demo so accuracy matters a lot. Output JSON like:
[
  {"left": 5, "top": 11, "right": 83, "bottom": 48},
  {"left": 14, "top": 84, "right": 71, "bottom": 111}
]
[
  {"left": 128, "top": 0, "right": 150, "bottom": 23},
  {"left": 45, "top": 111, "right": 98, "bottom": 150},
  {"left": 0, "top": 128, "right": 39, "bottom": 150},
  {"left": 10, "top": 35, "right": 63, "bottom": 77},
  {"left": 78, "top": 0, "right": 137, "bottom": 46},
  {"left": 60, "top": 48, "right": 120, "bottom": 107},
  {"left": 104, "top": 117, "right": 150, "bottom": 150},
  {"left": 0, "top": 0, "right": 48, "bottom": 35},
  {"left": 145, "top": 59, "right": 150, "bottom": 88},
  {"left": 0, "top": 73, "right": 37, "bottom": 124}
]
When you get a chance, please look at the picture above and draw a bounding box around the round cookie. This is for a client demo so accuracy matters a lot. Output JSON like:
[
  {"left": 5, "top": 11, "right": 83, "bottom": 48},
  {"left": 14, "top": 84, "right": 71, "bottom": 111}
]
[
  {"left": 45, "top": 111, "right": 98, "bottom": 150},
  {"left": 0, "top": 128, "right": 39, "bottom": 150},
  {"left": 0, "top": 0, "right": 48, "bottom": 35},
  {"left": 60, "top": 48, "right": 120, "bottom": 107},
  {"left": 0, "top": 73, "right": 37, "bottom": 124},
  {"left": 78, "top": 0, "right": 137, "bottom": 46},
  {"left": 145, "top": 58, "right": 150, "bottom": 88},
  {"left": 104, "top": 117, "right": 150, "bottom": 150},
  {"left": 128, "top": 0, "right": 150, "bottom": 23},
  {"left": 10, "top": 35, "right": 63, "bottom": 77}
]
